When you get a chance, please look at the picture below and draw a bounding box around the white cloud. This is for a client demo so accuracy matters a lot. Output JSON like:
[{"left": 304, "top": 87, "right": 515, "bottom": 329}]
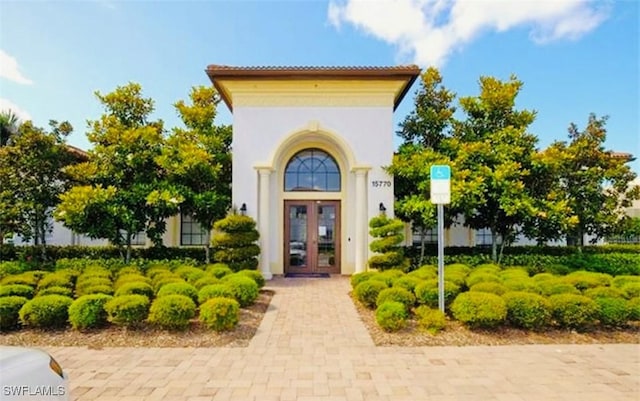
[
  {"left": 0, "top": 98, "right": 32, "bottom": 122},
  {"left": 0, "top": 49, "right": 33, "bottom": 85},
  {"left": 328, "top": 0, "right": 610, "bottom": 67}
]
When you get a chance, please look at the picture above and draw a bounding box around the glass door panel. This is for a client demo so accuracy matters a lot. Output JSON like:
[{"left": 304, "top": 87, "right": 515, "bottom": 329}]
[
  {"left": 316, "top": 205, "right": 336, "bottom": 269},
  {"left": 288, "top": 205, "right": 308, "bottom": 270}
]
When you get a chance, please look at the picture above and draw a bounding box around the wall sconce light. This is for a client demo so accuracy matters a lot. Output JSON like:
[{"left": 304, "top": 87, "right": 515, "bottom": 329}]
[
  {"left": 379, "top": 202, "right": 386, "bottom": 214},
  {"left": 240, "top": 203, "right": 247, "bottom": 216}
]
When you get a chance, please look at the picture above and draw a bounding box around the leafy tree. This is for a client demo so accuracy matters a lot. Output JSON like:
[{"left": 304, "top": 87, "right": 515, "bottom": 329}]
[
  {"left": 548, "top": 114, "right": 640, "bottom": 246},
  {"left": 0, "top": 110, "right": 21, "bottom": 147},
  {"left": 159, "top": 86, "right": 232, "bottom": 263},
  {"left": 0, "top": 120, "right": 79, "bottom": 255},
  {"left": 55, "top": 83, "right": 182, "bottom": 262}
]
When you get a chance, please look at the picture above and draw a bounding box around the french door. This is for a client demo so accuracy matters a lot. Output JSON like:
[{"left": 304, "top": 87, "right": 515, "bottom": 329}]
[{"left": 284, "top": 200, "right": 340, "bottom": 274}]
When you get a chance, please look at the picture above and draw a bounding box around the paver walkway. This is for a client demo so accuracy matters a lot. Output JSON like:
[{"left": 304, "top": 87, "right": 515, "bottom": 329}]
[{"left": 46, "top": 276, "right": 639, "bottom": 401}]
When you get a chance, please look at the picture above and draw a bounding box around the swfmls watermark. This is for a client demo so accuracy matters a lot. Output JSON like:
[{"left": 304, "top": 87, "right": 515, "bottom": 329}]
[{"left": 2, "top": 385, "right": 66, "bottom": 397}]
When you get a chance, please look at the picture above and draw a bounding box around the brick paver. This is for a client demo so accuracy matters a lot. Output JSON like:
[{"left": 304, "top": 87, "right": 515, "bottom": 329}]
[{"left": 45, "top": 276, "right": 639, "bottom": 400}]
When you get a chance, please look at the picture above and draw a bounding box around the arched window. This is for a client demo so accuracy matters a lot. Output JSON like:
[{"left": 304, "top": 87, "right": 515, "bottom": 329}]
[{"left": 284, "top": 148, "right": 341, "bottom": 192}]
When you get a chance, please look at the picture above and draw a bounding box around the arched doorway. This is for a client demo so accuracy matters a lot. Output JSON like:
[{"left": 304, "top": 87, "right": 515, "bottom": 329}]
[{"left": 283, "top": 148, "right": 341, "bottom": 274}]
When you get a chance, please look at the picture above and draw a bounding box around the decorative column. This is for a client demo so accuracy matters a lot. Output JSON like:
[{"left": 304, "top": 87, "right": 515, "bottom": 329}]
[
  {"left": 257, "top": 167, "right": 273, "bottom": 280},
  {"left": 353, "top": 167, "right": 370, "bottom": 273}
]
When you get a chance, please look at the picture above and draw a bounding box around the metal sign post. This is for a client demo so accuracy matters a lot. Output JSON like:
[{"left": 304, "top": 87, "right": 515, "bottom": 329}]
[{"left": 430, "top": 165, "right": 451, "bottom": 313}]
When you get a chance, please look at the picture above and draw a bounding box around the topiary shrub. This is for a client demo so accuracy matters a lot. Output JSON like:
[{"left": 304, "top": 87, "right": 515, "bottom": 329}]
[
  {"left": 105, "top": 295, "right": 150, "bottom": 327},
  {"left": 0, "top": 284, "right": 34, "bottom": 299},
  {"left": 620, "top": 282, "right": 640, "bottom": 299},
  {"left": 199, "top": 297, "right": 240, "bottom": 331},
  {"left": 0, "top": 296, "right": 29, "bottom": 330},
  {"left": 114, "top": 274, "right": 151, "bottom": 289},
  {"left": 37, "top": 272, "right": 74, "bottom": 290},
  {"left": 443, "top": 264, "right": 470, "bottom": 287},
  {"left": 540, "top": 281, "right": 581, "bottom": 297},
  {"left": 451, "top": 292, "right": 507, "bottom": 329},
  {"left": 549, "top": 294, "right": 599, "bottom": 330},
  {"left": 193, "top": 275, "right": 220, "bottom": 290},
  {"left": 502, "top": 278, "right": 542, "bottom": 294},
  {"left": 114, "top": 281, "right": 154, "bottom": 299},
  {"left": 392, "top": 276, "right": 422, "bottom": 293},
  {"left": 212, "top": 214, "right": 260, "bottom": 272},
  {"left": 19, "top": 295, "right": 73, "bottom": 329},
  {"left": 367, "top": 215, "right": 409, "bottom": 271},
  {"left": 407, "top": 265, "right": 437, "bottom": 280},
  {"left": 152, "top": 276, "right": 184, "bottom": 294},
  {"left": 174, "top": 266, "right": 206, "bottom": 283},
  {"left": 376, "top": 287, "right": 416, "bottom": 310},
  {"left": 466, "top": 272, "right": 500, "bottom": 288},
  {"left": 156, "top": 282, "right": 199, "bottom": 303},
  {"left": 595, "top": 297, "right": 630, "bottom": 328},
  {"left": 68, "top": 294, "right": 113, "bottom": 330},
  {"left": 502, "top": 291, "right": 551, "bottom": 330},
  {"left": 375, "top": 301, "right": 407, "bottom": 332},
  {"left": 369, "top": 269, "right": 405, "bottom": 287},
  {"left": 414, "top": 279, "right": 460, "bottom": 309},
  {"left": 198, "top": 284, "right": 234, "bottom": 305},
  {"left": 148, "top": 294, "right": 196, "bottom": 330},
  {"left": 223, "top": 276, "right": 259, "bottom": 307},
  {"left": 353, "top": 280, "right": 388, "bottom": 309},
  {"left": 562, "top": 271, "right": 612, "bottom": 291},
  {"left": 36, "top": 286, "right": 73, "bottom": 297},
  {"left": 237, "top": 270, "right": 265, "bottom": 288},
  {"left": 350, "top": 271, "right": 376, "bottom": 289},
  {"left": 628, "top": 297, "right": 640, "bottom": 321},
  {"left": 206, "top": 263, "right": 233, "bottom": 278},
  {"left": 75, "top": 277, "right": 113, "bottom": 297},
  {"left": 469, "top": 282, "right": 508, "bottom": 296},
  {"left": 499, "top": 268, "right": 529, "bottom": 281},
  {"left": 584, "top": 286, "right": 627, "bottom": 300},
  {"left": 414, "top": 305, "right": 446, "bottom": 334}
]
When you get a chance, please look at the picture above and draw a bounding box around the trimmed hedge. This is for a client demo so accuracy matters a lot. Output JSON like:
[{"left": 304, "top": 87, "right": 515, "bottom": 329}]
[
  {"left": 414, "top": 279, "right": 461, "bottom": 309},
  {"left": 114, "top": 282, "right": 154, "bottom": 299},
  {"left": 354, "top": 280, "right": 388, "bottom": 309},
  {"left": 223, "top": 276, "right": 259, "bottom": 307},
  {"left": 375, "top": 301, "right": 407, "bottom": 332},
  {"left": 148, "top": 294, "right": 196, "bottom": 330},
  {"left": 68, "top": 294, "right": 113, "bottom": 330},
  {"left": 451, "top": 292, "right": 507, "bottom": 329},
  {"left": 19, "top": 295, "right": 73, "bottom": 329},
  {"left": 414, "top": 305, "right": 446, "bottom": 334},
  {"left": 0, "top": 296, "right": 29, "bottom": 330},
  {"left": 376, "top": 287, "right": 416, "bottom": 310},
  {"left": 0, "top": 284, "right": 34, "bottom": 299},
  {"left": 198, "top": 284, "right": 234, "bottom": 305},
  {"left": 199, "top": 297, "right": 240, "bottom": 331},
  {"left": 105, "top": 295, "right": 150, "bottom": 327},
  {"left": 549, "top": 294, "right": 599, "bottom": 329},
  {"left": 502, "top": 292, "right": 551, "bottom": 330},
  {"left": 156, "top": 282, "right": 199, "bottom": 303}
]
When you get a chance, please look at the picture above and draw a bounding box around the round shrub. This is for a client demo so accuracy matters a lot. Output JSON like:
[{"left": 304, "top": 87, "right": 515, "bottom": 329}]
[
  {"left": 369, "top": 269, "right": 405, "bottom": 287},
  {"left": 152, "top": 277, "right": 184, "bottom": 294},
  {"left": 114, "top": 274, "right": 150, "bottom": 289},
  {"left": 451, "top": 292, "right": 507, "bottom": 329},
  {"left": 146, "top": 267, "right": 172, "bottom": 279},
  {"left": 114, "top": 281, "right": 154, "bottom": 299},
  {"left": 75, "top": 278, "right": 113, "bottom": 296},
  {"left": 198, "top": 284, "right": 234, "bottom": 305},
  {"left": 445, "top": 263, "right": 471, "bottom": 276},
  {"left": 540, "top": 281, "right": 581, "bottom": 296},
  {"left": 502, "top": 291, "right": 551, "bottom": 330},
  {"left": 466, "top": 272, "right": 500, "bottom": 288},
  {"left": 502, "top": 278, "right": 541, "bottom": 294},
  {"left": 375, "top": 287, "right": 416, "bottom": 310},
  {"left": 37, "top": 273, "right": 74, "bottom": 290},
  {"left": 116, "top": 266, "right": 143, "bottom": 277},
  {"left": 68, "top": 294, "right": 113, "bottom": 330},
  {"left": 627, "top": 297, "right": 640, "bottom": 321},
  {"left": 193, "top": 275, "right": 220, "bottom": 290},
  {"left": 353, "top": 280, "right": 388, "bottom": 309},
  {"left": 584, "top": 286, "right": 627, "bottom": 300},
  {"left": 1, "top": 271, "right": 44, "bottom": 286},
  {"left": 174, "top": 266, "right": 206, "bottom": 283},
  {"left": 80, "top": 267, "right": 111, "bottom": 278},
  {"left": 620, "top": 282, "right": 640, "bottom": 299},
  {"left": 414, "top": 279, "right": 460, "bottom": 309},
  {"left": 375, "top": 301, "right": 407, "bottom": 332},
  {"left": 595, "top": 297, "right": 630, "bottom": 328},
  {"left": 0, "top": 296, "right": 28, "bottom": 330},
  {"left": 224, "top": 276, "right": 259, "bottom": 307},
  {"left": 532, "top": 273, "right": 556, "bottom": 282},
  {"left": 392, "top": 276, "right": 422, "bottom": 292},
  {"left": 350, "top": 271, "right": 376, "bottom": 288},
  {"left": 499, "top": 268, "right": 529, "bottom": 281},
  {"left": 549, "top": 294, "right": 599, "bottom": 329},
  {"left": 36, "top": 286, "right": 73, "bottom": 297},
  {"left": 414, "top": 305, "right": 446, "bottom": 334},
  {"left": 562, "top": 271, "right": 612, "bottom": 291},
  {"left": 157, "top": 282, "right": 198, "bottom": 303},
  {"left": 206, "top": 263, "right": 233, "bottom": 278},
  {"left": 237, "top": 270, "right": 266, "bottom": 288},
  {"left": 199, "top": 297, "right": 240, "bottom": 331},
  {"left": 19, "top": 295, "right": 73, "bottom": 329},
  {"left": 0, "top": 284, "right": 34, "bottom": 299},
  {"left": 407, "top": 265, "right": 437, "bottom": 280},
  {"left": 105, "top": 295, "right": 150, "bottom": 327},
  {"left": 469, "top": 282, "right": 508, "bottom": 296},
  {"left": 148, "top": 294, "right": 196, "bottom": 330},
  {"left": 474, "top": 264, "right": 501, "bottom": 274},
  {"left": 79, "top": 285, "right": 114, "bottom": 296},
  {"left": 612, "top": 275, "right": 640, "bottom": 289}
]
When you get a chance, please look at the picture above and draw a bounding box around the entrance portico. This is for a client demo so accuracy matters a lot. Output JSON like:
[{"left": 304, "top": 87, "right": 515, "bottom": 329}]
[{"left": 206, "top": 65, "right": 420, "bottom": 277}]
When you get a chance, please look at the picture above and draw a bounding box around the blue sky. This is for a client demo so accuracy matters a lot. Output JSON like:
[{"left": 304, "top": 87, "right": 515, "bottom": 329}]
[{"left": 1, "top": 0, "right": 638, "bottom": 172}]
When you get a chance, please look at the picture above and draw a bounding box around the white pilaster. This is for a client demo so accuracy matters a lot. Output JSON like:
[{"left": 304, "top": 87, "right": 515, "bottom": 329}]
[
  {"left": 257, "top": 167, "right": 273, "bottom": 280},
  {"left": 353, "top": 167, "right": 370, "bottom": 273}
]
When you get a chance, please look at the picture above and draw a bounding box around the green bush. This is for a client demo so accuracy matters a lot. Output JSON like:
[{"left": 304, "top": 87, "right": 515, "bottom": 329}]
[
  {"left": 583, "top": 287, "right": 627, "bottom": 300},
  {"left": 369, "top": 269, "right": 405, "bottom": 287},
  {"left": 193, "top": 275, "right": 220, "bottom": 290},
  {"left": 562, "top": 271, "right": 612, "bottom": 291},
  {"left": 148, "top": 294, "right": 196, "bottom": 330},
  {"left": 376, "top": 287, "right": 416, "bottom": 310},
  {"left": 620, "top": 282, "right": 640, "bottom": 299},
  {"left": 146, "top": 266, "right": 172, "bottom": 279},
  {"left": 466, "top": 272, "right": 500, "bottom": 288},
  {"left": 78, "top": 285, "right": 114, "bottom": 296},
  {"left": 36, "top": 286, "right": 73, "bottom": 297},
  {"left": 0, "top": 296, "right": 29, "bottom": 330},
  {"left": 353, "top": 280, "right": 388, "bottom": 309},
  {"left": 105, "top": 295, "right": 150, "bottom": 327},
  {"left": 198, "top": 284, "right": 234, "bottom": 305},
  {"left": 502, "top": 278, "right": 541, "bottom": 294},
  {"left": 68, "top": 294, "right": 113, "bottom": 330},
  {"left": 595, "top": 297, "right": 630, "bottom": 328},
  {"left": 375, "top": 301, "right": 407, "bottom": 332},
  {"left": 199, "top": 297, "right": 240, "bottom": 331},
  {"left": 451, "top": 292, "right": 507, "bottom": 329},
  {"left": 611, "top": 275, "right": 640, "bottom": 289},
  {"left": 549, "top": 294, "right": 599, "bottom": 329},
  {"left": 532, "top": 273, "right": 556, "bottom": 282},
  {"left": 224, "top": 276, "right": 259, "bottom": 307},
  {"left": 114, "top": 281, "right": 154, "bottom": 299},
  {"left": 116, "top": 265, "right": 143, "bottom": 277},
  {"left": 350, "top": 271, "right": 376, "bottom": 288},
  {"left": 75, "top": 277, "right": 113, "bottom": 296},
  {"left": 414, "top": 305, "right": 446, "bottom": 334},
  {"left": 0, "top": 284, "right": 34, "bottom": 299},
  {"left": 114, "top": 274, "right": 150, "bottom": 289},
  {"left": 540, "top": 281, "right": 581, "bottom": 296},
  {"left": 80, "top": 266, "right": 111, "bottom": 278},
  {"left": 19, "top": 295, "right": 73, "bottom": 329},
  {"left": 414, "top": 279, "right": 460, "bottom": 309},
  {"left": 206, "top": 263, "right": 233, "bottom": 278},
  {"left": 627, "top": 297, "right": 640, "bottom": 321},
  {"left": 1, "top": 271, "right": 48, "bottom": 286},
  {"left": 0, "top": 261, "right": 26, "bottom": 279},
  {"left": 498, "top": 268, "right": 529, "bottom": 281},
  {"left": 212, "top": 214, "right": 260, "bottom": 272},
  {"left": 174, "top": 266, "right": 206, "bottom": 283},
  {"left": 237, "top": 270, "right": 265, "bottom": 288},
  {"left": 407, "top": 265, "right": 437, "bottom": 280},
  {"left": 392, "top": 276, "right": 422, "bottom": 292},
  {"left": 502, "top": 292, "right": 551, "bottom": 330},
  {"left": 156, "top": 282, "right": 199, "bottom": 303},
  {"left": 37, "top": 272, "right": 74, "bottom": 290},
  {"left": 152, "top": 276, "right": 184, "bottom": 294},
  {"left": 442, "top": 264, "right": 469, "bottom": 287},
  {"left": 469, "top": 282, "right": 508, "bottom": 296},
  {"left": 367, "top": 215, "right": 409, "bottom": 271}
]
